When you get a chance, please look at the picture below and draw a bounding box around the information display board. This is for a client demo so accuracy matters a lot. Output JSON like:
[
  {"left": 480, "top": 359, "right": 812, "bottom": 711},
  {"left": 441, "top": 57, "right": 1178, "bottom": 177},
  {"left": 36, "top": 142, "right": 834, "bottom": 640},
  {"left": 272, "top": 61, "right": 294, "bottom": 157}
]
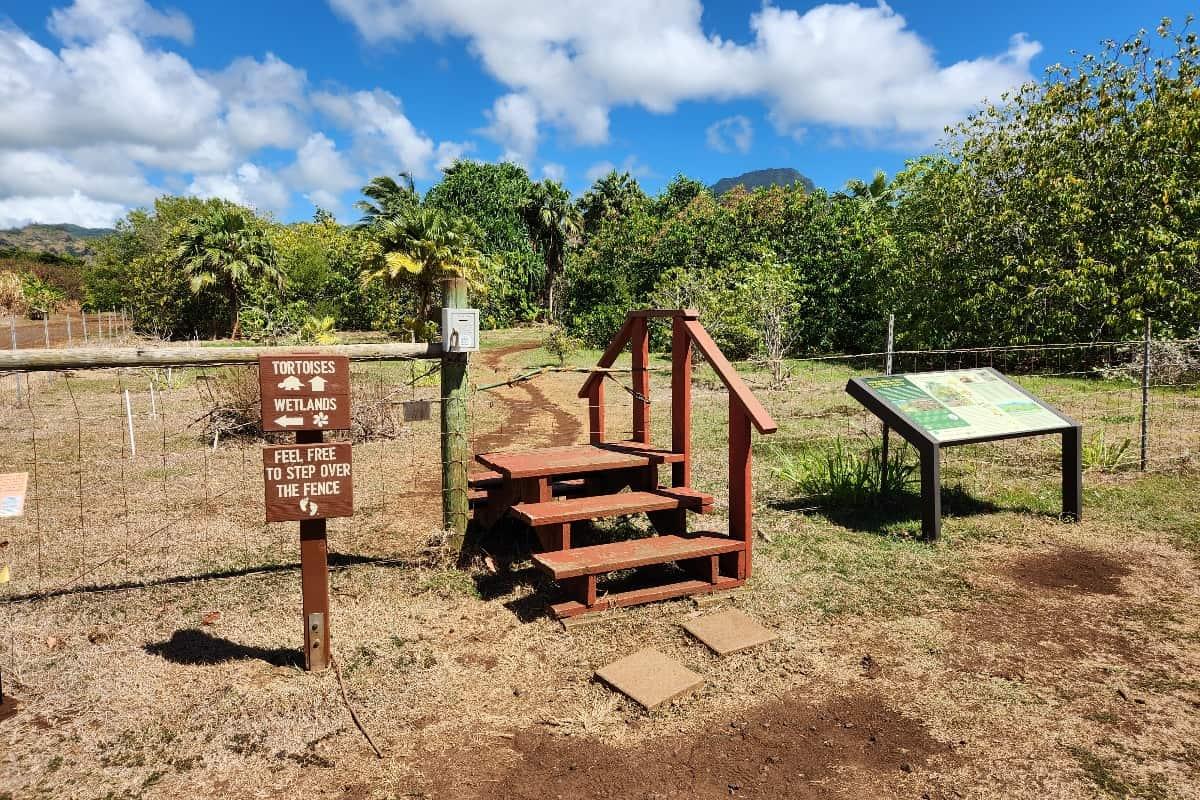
[
  {"left": 846, "top": 367, "right": 1081, "bottom": 540},
  {"left": 861, "top": 369, "right": 1070, "bottom": 444}
]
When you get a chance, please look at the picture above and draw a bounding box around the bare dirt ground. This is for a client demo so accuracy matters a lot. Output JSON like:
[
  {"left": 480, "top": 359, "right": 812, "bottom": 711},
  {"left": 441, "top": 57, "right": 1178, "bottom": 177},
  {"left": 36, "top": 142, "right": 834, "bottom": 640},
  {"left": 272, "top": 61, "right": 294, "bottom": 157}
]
[{"left": 1, "top": 329, "right": 1199, "bottom": 800}]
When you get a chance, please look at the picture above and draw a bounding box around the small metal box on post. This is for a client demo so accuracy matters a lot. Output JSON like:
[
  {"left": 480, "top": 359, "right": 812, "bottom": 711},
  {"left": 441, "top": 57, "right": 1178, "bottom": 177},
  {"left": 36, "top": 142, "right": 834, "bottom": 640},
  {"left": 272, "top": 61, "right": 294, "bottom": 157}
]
[
  {"left": 259, "top": 354, "right": 353, "bottom": 671},
  {"left": 440, "top": 278, "right": 477, "bottom": 550}
]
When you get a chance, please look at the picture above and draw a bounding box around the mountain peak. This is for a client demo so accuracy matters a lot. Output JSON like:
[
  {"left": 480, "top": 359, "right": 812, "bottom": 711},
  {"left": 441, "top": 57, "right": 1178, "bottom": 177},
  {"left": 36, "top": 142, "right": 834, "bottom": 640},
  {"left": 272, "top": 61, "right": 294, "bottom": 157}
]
[{"left": 710, "top": 168, "right": 815, "bottom": 195}]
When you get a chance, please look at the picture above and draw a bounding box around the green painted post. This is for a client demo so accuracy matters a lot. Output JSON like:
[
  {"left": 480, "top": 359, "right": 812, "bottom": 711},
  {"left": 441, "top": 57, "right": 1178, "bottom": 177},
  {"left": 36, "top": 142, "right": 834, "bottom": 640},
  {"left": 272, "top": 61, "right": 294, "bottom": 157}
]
[{"left": 441, "top": 276, "right": 470, "bottom": 548}]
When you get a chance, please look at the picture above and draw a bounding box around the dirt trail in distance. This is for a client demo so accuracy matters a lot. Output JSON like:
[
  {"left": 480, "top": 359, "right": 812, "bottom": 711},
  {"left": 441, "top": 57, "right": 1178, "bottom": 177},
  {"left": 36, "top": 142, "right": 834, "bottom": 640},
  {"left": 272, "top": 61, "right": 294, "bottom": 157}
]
[{"left": 471, "top": 339, "right": 582, "bottom": 457}]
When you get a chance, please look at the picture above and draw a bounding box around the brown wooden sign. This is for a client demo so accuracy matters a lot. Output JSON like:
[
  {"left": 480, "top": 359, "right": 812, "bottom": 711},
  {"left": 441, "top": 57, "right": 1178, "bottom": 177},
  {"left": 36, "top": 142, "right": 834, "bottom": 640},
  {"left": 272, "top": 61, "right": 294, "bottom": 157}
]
[
  {"left": 263, "top": 443, "right": 353, "bottom": 522},
  {"left": 259, "top": 355, "right": 351, "bottom": 432}
]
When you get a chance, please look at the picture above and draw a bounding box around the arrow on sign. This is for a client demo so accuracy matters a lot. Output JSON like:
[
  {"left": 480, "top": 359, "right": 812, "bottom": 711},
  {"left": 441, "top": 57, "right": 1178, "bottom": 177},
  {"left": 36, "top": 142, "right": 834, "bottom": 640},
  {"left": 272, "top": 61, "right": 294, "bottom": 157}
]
[
  {"left": 309, "top": 375, "right": 327, "bottom": 391},
  {"left": 274, "top": 415, "right": 304, "bottom": 428}
]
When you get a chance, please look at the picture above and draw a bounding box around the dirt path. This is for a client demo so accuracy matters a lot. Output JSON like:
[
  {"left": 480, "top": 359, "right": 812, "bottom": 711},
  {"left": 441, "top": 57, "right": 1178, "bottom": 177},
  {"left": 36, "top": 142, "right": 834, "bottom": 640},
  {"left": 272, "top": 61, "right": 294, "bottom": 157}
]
[{"left": 471, "top": 338, "right": 583, "bottom": 457}]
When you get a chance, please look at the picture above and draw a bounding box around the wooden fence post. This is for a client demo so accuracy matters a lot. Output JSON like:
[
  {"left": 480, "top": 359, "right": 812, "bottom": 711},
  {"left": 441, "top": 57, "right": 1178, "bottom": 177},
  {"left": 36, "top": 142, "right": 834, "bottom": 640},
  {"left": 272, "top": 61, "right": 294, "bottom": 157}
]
[{"left": 441, "top": 276, "right": 470, "bottom": 547}]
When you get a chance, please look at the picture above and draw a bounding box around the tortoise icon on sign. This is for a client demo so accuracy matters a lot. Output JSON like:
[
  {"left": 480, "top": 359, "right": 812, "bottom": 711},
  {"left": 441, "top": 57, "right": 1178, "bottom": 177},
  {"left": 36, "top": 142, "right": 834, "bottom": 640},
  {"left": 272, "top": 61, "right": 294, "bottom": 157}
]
[
  {"left": 277, "top": 376, "right": 304, "bottom": 391},
  {"left": 299, "top": 496, "right": 319, "bottom": 517}
]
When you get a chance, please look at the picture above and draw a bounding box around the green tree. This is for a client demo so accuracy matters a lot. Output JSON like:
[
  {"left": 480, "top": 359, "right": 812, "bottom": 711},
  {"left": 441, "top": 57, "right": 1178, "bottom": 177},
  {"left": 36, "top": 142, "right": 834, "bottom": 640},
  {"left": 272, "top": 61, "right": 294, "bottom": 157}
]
[
  {"left": 363, "top": 204, "right": 490, "bottom": 339},
  {"left": 355, "top": 173, "right": 419, "bottom": 225},
  {"left": 577, "top": 170, "right": 647, "bottom": 236},
  {"left": 425, "top": 160, "right": 542, "bottom": 326},
  {"left": 522, "top": 179, "right": 581, "bottom": 317},
  {"left": 173, "top": 204, "right": 281, "bottom": 339},
  {"left": 891, "top": 18, "right": 1200, "bottom": 346}
]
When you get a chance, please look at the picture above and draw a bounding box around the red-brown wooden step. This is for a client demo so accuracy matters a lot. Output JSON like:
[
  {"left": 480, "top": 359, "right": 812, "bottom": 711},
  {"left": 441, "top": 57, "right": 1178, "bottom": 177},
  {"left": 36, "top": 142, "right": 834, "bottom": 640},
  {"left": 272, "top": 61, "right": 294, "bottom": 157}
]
[
  {"left": 533, "top": 534, "right": 742, "bottom": 580},
  {"left": 476, "top": 441, "right": 685, "bottom": 480},
  {"left": 512, "top": 488, "right": 713, "bottom": 527},
  {"left": 551, "top": 577, "right": 744, "bottom": 619}
]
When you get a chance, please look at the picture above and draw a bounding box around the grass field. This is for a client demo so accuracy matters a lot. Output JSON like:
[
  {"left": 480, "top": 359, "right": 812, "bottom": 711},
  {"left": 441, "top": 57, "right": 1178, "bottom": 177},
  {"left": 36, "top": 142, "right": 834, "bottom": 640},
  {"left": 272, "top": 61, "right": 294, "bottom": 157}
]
[{"left": 1, "top": 326, "right": 1199, "bottom": 799}]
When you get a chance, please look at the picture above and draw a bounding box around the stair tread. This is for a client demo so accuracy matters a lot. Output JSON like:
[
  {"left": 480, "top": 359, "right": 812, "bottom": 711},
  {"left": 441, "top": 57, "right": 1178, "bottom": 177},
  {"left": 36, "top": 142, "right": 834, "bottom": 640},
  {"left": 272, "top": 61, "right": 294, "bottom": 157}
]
[
  {"left": 512, "top": 489, "right": 713, "bottom": 526},
  {"left": 552, "top": 577, "right": 743, "bottom": 619},
  {"left": 533, "top": 534, "right": 742, "bottom": 579},
  {"left": 477, "top": 441, "right": 685, "bottom": 480}
]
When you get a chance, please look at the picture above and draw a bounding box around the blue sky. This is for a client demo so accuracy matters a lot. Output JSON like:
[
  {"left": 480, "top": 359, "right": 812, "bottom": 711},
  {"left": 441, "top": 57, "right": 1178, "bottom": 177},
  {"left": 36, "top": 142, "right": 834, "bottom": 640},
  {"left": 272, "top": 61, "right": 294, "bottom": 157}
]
[{"left": 0, "top": 0, "right": 1192, "bottom": 227}]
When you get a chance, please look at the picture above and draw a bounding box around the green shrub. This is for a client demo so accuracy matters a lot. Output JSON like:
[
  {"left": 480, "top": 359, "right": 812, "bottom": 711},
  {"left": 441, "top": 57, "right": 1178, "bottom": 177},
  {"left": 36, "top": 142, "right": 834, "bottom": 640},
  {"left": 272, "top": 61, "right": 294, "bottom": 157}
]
[{"left": 773, "top": 439, "right": 917, "bottom": 506}]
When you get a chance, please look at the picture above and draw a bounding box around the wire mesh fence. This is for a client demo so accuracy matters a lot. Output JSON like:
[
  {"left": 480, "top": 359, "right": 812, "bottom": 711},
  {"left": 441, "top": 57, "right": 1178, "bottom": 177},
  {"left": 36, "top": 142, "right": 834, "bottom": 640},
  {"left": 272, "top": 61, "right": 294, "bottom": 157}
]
[{"left": 0, "top": 329, "right": 1196, "bottom": 680}]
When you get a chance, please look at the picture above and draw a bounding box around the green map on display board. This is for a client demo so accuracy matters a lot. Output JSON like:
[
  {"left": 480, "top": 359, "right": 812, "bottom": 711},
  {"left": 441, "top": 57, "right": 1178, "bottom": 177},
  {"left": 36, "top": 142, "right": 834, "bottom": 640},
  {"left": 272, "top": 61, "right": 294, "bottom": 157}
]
[{"left": 862, "top": 369, "right": 1069, "bottom": 443}]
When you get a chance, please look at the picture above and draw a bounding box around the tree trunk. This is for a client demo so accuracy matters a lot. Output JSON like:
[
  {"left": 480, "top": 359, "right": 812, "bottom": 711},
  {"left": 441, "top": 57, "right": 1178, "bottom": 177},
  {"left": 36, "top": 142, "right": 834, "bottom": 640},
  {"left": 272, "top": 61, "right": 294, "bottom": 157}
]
[{"left": 229, "top": 285, "right": 241, "bottom": 340}]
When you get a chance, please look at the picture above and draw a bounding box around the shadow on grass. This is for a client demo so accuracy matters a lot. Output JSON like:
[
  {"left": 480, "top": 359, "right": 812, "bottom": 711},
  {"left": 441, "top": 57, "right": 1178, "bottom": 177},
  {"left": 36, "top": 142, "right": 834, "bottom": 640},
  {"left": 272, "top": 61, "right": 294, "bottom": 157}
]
[
  {"left": 145, "top": 628, "right": 303, "bottom": 668},
  {"left": 770, "top": 484, "right": 1053, "bottom": 538},
  {"left": 3, "top": 552, "right": 420, "bottom": 605}
]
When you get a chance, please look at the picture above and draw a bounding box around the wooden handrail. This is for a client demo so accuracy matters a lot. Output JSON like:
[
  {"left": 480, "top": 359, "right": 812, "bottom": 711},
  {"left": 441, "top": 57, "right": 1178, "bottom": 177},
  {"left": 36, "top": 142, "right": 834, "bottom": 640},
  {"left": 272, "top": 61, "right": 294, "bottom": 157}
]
[
  {"left": 682, "top": 320, "right": 778, "bottom": 434},
  {"left": 578, "top": 316, "right": 636, "bottom": 399}
]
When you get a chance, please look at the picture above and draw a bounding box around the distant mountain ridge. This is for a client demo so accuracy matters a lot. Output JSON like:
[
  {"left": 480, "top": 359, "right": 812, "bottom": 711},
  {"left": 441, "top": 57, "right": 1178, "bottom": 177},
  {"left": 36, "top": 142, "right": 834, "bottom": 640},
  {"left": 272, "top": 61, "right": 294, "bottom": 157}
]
[
  {"left": 710, "top": 168, "right": 815, "bottom": 195},
  {"left": 0, "top": 223, "right": 114, "bottom": 258}
]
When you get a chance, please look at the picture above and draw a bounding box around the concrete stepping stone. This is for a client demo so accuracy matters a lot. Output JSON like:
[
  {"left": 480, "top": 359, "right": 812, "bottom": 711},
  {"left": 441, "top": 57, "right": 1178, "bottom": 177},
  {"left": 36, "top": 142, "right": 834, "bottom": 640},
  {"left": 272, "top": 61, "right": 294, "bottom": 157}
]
[
  {"left": 595, "top": 648, "right": 703, "bottom": 709},
  {"left": 682, "top": 608, "right": 779, "bottom": 655}
]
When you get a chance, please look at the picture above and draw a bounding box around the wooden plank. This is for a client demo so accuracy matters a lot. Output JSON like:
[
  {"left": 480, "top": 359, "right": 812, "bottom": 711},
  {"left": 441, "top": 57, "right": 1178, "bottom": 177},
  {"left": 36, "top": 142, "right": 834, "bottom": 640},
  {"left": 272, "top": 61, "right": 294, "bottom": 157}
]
[
  {"left": 682, "top": 320, "right": 777, "bottom": 434},
  {"left": 578, "top": 316, "right": 636, "bottom": 399},
  {"left": 512, "top": 488, "right": 712, "bottom": 527},
  {"left": 587, "top": 380, "right": 605, "bottom": 444},
  {"left": 729, "top": 396, "right": 752, "bottom": 579},
  {"left": 671, "top": 317, "right": 692, "bottom": 487},
  {"left": 631, "top": 317, "right": 651, "bottom": 444},
  {"left": 627, "top": 309, "right": 700, "bottom": 319},
  {"left": 533, "top": 534, "right": 743, "bottom": 579},
  {"left": 263, "top": 443, "right": 353, "bottom": 522},
  {"left": 551, "top": 577, "right": 744, "bottom": 619},
  {"left": 259, "top": 355, "right": 351, "bottom": 432},
  {"left": 0, "top": 342, "right": 441, "bottom": 372},
  {"left": 476, "top": 442, "right": 684, "bottom": 480}
]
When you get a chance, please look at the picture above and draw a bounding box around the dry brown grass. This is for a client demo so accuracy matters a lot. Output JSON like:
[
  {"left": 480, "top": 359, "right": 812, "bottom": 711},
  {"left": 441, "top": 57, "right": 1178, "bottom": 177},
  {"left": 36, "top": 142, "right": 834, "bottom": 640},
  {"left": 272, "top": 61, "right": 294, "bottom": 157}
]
[{"left": 1, "top": 330, "right": 1199, "bottom": 799}]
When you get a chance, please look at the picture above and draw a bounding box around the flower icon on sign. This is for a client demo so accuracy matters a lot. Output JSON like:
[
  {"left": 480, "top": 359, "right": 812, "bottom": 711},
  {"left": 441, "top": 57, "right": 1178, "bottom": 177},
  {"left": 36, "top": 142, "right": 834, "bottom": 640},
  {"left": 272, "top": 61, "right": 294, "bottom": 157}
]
[{"left": 312, "top": 412, "right": 330, "bottom": 428}]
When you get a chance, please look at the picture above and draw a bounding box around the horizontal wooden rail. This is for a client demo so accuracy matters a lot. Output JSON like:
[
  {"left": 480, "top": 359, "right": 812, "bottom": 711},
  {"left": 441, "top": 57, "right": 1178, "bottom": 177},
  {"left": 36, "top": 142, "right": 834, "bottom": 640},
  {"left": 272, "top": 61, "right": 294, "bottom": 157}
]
[
  {"left": 682, "top": 320, "right": 778, "bottom": 434},
  {"left": 0, "top": 342, "right": 443, "bottom": 373}
]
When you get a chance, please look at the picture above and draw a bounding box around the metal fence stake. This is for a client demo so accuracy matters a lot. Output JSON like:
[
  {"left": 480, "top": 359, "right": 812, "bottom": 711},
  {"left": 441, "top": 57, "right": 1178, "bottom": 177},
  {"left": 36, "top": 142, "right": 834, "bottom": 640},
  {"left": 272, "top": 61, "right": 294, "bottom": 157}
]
[
  {"left": 1140, "top": 317, "right": 1151, "bottom": 471},
  {"left": 880, "top": 312, "right": 895, "bottom": 494}
]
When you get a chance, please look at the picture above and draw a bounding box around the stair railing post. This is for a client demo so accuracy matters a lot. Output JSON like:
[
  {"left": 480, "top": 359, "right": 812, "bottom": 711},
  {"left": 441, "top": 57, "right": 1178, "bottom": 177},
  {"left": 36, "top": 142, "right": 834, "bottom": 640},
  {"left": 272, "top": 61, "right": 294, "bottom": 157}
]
[
  {"left": 728, "top": 395, "right": 753, "bottom": 580},
  {"left": 631, "top": 317, "right": 651, "bottom": 444},
  {"left": 587, "top": 380, "right": 606, "bottom": 444},
  {"left": 441, "top": 276, "right": 470, "bottom": 548},
  {"left": 671, "top": 315, "right": 692, "bottom": 487}
]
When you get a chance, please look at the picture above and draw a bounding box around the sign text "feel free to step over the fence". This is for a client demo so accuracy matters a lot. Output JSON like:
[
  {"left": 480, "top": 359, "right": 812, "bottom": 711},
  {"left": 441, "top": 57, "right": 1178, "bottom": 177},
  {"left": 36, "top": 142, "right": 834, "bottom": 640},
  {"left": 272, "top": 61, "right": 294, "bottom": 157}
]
[{"left": 263, "top": 443, "right": 353, "bottom": 522}]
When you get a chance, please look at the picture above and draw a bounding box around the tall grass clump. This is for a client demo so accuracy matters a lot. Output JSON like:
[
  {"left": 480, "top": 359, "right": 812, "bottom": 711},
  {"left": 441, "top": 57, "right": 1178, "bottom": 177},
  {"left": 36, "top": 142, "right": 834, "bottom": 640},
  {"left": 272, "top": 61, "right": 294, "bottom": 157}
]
[{"left": 773, "top": 438, "right": 917, "bottom": 506}]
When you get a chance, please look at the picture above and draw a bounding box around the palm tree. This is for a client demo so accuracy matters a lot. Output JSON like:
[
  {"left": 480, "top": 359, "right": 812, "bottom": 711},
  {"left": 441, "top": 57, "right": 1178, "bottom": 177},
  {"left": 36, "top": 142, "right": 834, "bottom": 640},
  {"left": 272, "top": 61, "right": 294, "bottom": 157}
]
[
  {"left": 577, "top": 170, "right": 646, "bottom": 235},
  {"left": 521, "top": 179, "right": 581, "bottom": 318},
  {"left": 362, "top": 204, "right": 489, "bottom": 338},
  {"left": 173, "top": 205, "right": 281, "bottom": 339},
  {"left": 355, "top": 173, "right": 419, "bottom": 225},
  {"left": 843, "top": 170, "right": 895, "bottom": 204}
]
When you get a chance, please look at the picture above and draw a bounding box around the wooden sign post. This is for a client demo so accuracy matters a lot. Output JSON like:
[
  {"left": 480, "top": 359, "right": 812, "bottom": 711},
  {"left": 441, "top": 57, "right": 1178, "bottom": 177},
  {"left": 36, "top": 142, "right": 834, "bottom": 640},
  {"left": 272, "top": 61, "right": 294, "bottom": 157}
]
[{"left": 259, "top": 355, "right": 352, "bottom": 672}]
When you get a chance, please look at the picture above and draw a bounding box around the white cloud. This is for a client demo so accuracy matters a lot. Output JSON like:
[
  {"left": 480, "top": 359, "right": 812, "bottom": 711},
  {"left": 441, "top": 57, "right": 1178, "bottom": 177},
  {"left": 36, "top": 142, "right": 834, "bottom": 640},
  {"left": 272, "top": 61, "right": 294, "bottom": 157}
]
[
  {"left": 284, "top": 133, "right": 360, "bottom": 212},
  {"left": 540, "top": 162, "right": 566, "bottom": 182},
  {"left": 0, "top": 1, "right": 458, "bottom": 226},
  {"left": 584, "top": 155, "right": 649, "bottom": 184},
  {"left": 706, "top": 115, "right": 752, "bottom": 154},
  {"left": 312, "top": 88, "right": 467, "bottom": 179},
  {"left": 330, "top": 0, "right": 1040, "bottom": 152},
  {"left": 0, "top": 191, "right": 126, "bottom": 229},
  {"left": 187, "top": 162, "right": 290, "bottom": 214},
  {"left": 483, "top": 93, "right": 539, "bottom": 164},
  {"left": 49, "top": 0, "right": 193, "bottom": 44}
]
